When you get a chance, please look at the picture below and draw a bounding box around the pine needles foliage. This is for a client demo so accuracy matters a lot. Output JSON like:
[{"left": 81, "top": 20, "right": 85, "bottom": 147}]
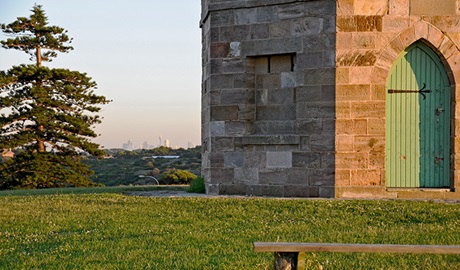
[{"left": 0, "top": 5, "right": 110, "bottom": 189}]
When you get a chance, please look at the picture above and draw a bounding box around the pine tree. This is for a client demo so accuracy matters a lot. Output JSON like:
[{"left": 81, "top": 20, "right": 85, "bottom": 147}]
[{"left": 0, "top": 5, "right": 110, "bottom": 189}]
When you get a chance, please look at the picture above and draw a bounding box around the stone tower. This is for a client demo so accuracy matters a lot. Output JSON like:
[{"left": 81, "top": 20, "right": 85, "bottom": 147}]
[{"left": 201, "top": 0, "right": 460, "bottom": 199}]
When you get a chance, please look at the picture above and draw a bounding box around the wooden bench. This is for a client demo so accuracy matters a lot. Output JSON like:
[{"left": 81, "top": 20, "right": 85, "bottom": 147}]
[{"left": 254, "top": 242, "right": 460, "bottom": 270}]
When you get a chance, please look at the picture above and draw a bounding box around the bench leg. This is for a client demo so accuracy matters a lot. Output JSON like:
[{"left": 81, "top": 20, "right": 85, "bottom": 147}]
[{"left": 274, "top": 252, "right": 298, "bottom": 270}]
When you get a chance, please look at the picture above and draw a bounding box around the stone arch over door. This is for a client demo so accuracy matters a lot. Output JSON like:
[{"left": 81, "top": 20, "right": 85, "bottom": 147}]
[{"left": 371, "top": 21, "right": 460, "bottom": 190}]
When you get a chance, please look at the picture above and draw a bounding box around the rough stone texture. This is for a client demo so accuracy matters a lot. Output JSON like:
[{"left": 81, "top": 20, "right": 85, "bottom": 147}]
[{"left": 202, "top": 0, "right": 460, "bottom": 199}]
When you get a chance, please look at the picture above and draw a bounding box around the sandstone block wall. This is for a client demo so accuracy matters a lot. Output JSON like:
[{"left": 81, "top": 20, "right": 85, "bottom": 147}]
[
  {"left": 201, "top": 0, "right": 336, "bottom": 197},
  {"left": 336, "top": 0, "right": 460, "bottom": 198}
]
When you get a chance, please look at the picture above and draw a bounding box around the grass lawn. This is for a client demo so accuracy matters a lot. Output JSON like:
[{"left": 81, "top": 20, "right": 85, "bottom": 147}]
[{"left": 0, "top": 188, "right": 459, "bottom": 269}]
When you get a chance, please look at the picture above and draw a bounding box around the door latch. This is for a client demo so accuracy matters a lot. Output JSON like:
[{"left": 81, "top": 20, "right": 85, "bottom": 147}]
[
  {"left": 436, "top": 107, "right": 444, "bottom": 115},
  {"left": 434, "top": 157, "right": 444, "bottom": 164}
]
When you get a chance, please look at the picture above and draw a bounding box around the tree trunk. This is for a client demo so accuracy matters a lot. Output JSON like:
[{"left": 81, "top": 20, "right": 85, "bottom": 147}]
[{"left": 37, "top": 125, "right": 45, "bottom": 152}]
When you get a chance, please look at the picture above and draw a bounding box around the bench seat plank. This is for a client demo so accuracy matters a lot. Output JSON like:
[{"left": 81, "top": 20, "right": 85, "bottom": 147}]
[{"left": 254, "top": 242, "right": 460, "bottom": 254}]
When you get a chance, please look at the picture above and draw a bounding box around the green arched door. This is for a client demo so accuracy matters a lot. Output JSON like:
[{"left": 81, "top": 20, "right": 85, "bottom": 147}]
[{"left": 386, "top": 42, "right": 451, "bottom": 188}]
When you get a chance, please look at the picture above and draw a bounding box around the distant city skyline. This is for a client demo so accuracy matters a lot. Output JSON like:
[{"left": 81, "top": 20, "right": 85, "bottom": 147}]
[
  {"left": 121, "top": 137, "right": 194, "bottom": 150},
  {"left": 0, "top": 0, "right": 202, "bottom": 149}
]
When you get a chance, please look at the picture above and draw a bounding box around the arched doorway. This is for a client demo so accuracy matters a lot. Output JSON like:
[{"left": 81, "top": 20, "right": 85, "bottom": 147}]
[{"left": 386, "top": 42, "right": 451, "bottom": 188}]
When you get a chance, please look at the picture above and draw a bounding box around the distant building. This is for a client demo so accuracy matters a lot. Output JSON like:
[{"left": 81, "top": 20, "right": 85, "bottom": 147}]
[
  {"left": 165, "top": 139, "right": 170, "bottom": 148},
  {"left": 187, "top": 142, "right": 194, "bottom": 149},
  {"left": 122, "top": 139, "right": 133, "bottom": 150}
]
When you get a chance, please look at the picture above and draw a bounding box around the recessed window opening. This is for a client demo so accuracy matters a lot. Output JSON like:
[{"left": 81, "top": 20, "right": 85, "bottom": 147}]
[{"left": 255, "top": 54, "right": 295, "bottom": 74}]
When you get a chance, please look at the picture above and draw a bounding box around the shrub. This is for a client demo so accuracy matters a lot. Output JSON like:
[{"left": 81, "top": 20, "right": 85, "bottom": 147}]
[
  {"left": 187, "top": 177, "right": 205, "bottom": 193},
  {"left": 160, "top": 169, "right": 197, "bottom": 185}
]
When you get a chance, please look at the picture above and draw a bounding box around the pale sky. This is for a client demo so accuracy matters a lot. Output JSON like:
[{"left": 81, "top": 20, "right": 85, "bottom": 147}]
[{"left": 0, "top": 0, "right": 202, "bottom": 149}]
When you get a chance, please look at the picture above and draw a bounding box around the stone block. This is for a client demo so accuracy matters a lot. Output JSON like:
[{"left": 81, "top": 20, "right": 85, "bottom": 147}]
[
  {"left": 211, "top": 105, "right": 239, "bottom": 121},
  {"left": 234, "top": 8, "right": 258, "bottom": 25},
  {"left": 234, "top": 167, "right": 259, "bottom": 184},
  {"left": 267, "top": 151, "right": 292, "bottom": 168},
  {"left": 336, "top": 135, "right": 354, "bottom": 151},
  {"left": 210, "top": 10, "right": 235, "bottom": 27},
  {"left": 250, "top": 24, "right": 270, "bottom": 39},
  {"left": 410, "top": 0, "right": 457, "bottom": 15},
  {"left": 287, "top": 168, "right": 310, "bottom": 185},
  {"left": 351, "top": 169, "right": 382, "bottom": 186},
  {"left": 367, "top": 118, "right": 385, "bottom": 135},
  {"left": 244, "top": 151, "right": 266, "bottom": 168},
  {"left": 354, "top": 136, "right": 385, "bottom": 153},
  {"left": 336, "top": 67, "right": 350, "bottom": 84},
  {"left": 354, "top": 0, "right": 388, "bottom": 15},
  {"left": 209, "top": 167, "right": 234, "bottom": 184},
  {"left": 269, "top": 20, "right": 291, "bottom": 38},
  {"left": 336, "top": 84, "right": 371, "bottom": 101},
  {"left": 256, "top": 105, "right": 296, "bottom": 121},
  {"left": 352, "top": 33, "right": 376, "bottom": 49},
  {"left": 242, "top": 135, "right": 300, "bottom": 145},
  {"left": 369, "top": 152, "right": 385, "bottom": 169},
  {"left": 277, "top": 3, "right": 306, "bottom": 20},
  {"left": 371, "top": 84, "right": 386, "bottom": 101},
  {"left": 304, "top": 68, "right": 335, "bottom": 85},
  {"left": 337, "top": 16, "right": 357, "bottom": 32},
  {"left": 335, "top": 169, "right": 351, "bottom": 186},
  {"left": 225, "top": 121, "right": 247, "bottom": 136},
  {"left": 336, "top": 50, "right": 378, "bottom": 66},
  {"left": 238, "top": 104, "right": 256, "bottom": 121},
  {"left": 230, "top": 42, "right": 241, "bottom": 57},
  {"left": 219, "top": 25, "right": 250, "bottom": 42},
  {"left": 296, "top": 86, "right": 322, "bottom": 103},
  {"left": 300, "top": 136, "right": 311, "bottom": 151},
  {"left": 303, "top": 34, "right": 336, "bottom": 51},
  {"left": 268, "top": 88, "right": 294, "bottom": 104},
  {"left": 218, "top": 184, "right": 248, "bottom": 195},
  {"left": 210, "top": 121, "right": 225, "bottom": 136},
  {"left": 356, "top": 16, "right": 383, "bottom": 32},
  {"left": 284, "top": 185, "right": 312, "bottom": 197},
  {"left": 281, "top": 73, "right": 296, "bottom": 88},
  {"left": 297, "top": 52, "right": 323, "bottom": 69},
  {"left": 336, "top": 152, "right": 368, "bottom": 169},
  {"left": 222, "top": 59, "right": 245, "bottom": 74},
  {"left": 337, "top": 102, "right": 351, "bottom": 119},
  {"left": 297, "top": 101, "right": 335, "bottom": 119},
  {"left": 356, "top": 64, "right": 378, "bottom": 82},
  {"left": 389, "top": 0, "right": 409, "bottom": 15},
  {"left": 292, "top": 152, "right": 321, "bottom": 168},
  {"left": 209, "top": 152, "right": 224, "bottom": 168},
  {"left": 337, "top": 0, "right": 353, "bottom": 16},
  {"left": 351, "top": 101, "right": 385, "bottom": 119},
  {"left": 291, "top": 17, "right": 324, "bottom": 36},
  {"left": 220, "top": 89, "right": 250, "bottom": 105},
  {"left": 336, "top": 32, "right": 353, "bottom": 49},
  {"left": 266, "top": 120, "right": 297, "bottom": 134},
  {"left": 259, "top": 169, "right": 289, "bottom": 185},
  {"left": 319, "top": 187, "right": 335, "bottom": 198},
  {"left": 210, "top": 42, "right": 229, "bottom": 58},
  {"left": 256, "top": 73, "right": 281, "bottom": 89},
  {"left": 210, "top": 74, "right": 234, "bottom": 89},
  {"left": 234, "top": 73, "right": 255, "bottom": 88},
  {"left": 311, "top": 135, "right": 335, "bottom": 152},
  {"left": 309, "top": 169, "right": 334, "bottom": 186},
  {"left": 211, "top": 137, "right": 234, "bottom": 152},
  {"left": 297, "top": 119, "right": 322, "bottom": 135},
  {"left": 382, "top": 16, "right": 410, "bottom": 32},
  {"left": 248, "top": 185, "right": 284, "bottom": 197},
  {"left": 224, "top": 152, "right": 244, "bottom": 168},
  {"left": 242, "top": 37, "right": 302, "bottom": 56}
]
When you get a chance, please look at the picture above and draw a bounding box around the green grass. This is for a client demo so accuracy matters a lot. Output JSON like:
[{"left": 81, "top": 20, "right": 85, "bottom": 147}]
[
  {"left": 0, "top": 191, "right": 459, "bottom": 269},
  {"left": 0, "top": 185, "right": 188, "bottom": 197}
]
